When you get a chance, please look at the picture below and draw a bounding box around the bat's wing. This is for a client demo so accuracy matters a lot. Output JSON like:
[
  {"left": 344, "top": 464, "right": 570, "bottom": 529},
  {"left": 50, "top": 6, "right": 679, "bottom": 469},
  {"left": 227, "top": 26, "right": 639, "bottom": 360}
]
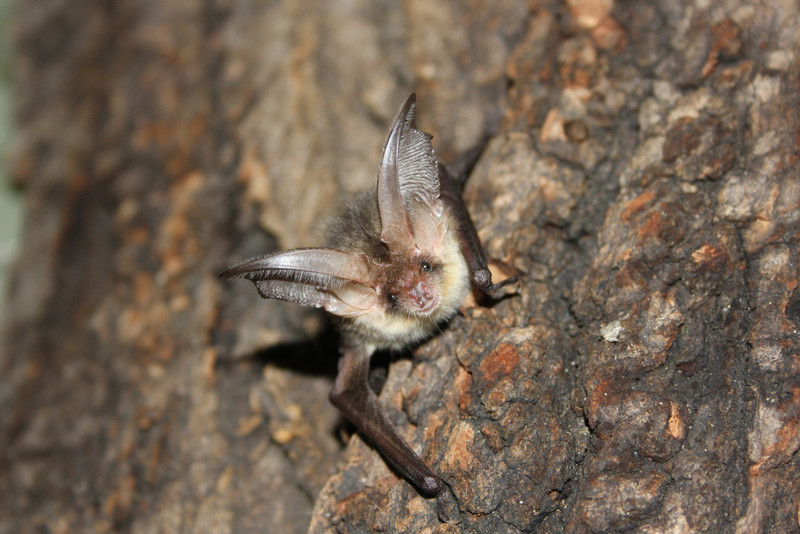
[
  {"left": 438, "top": 155, "right": 519, "bottom": 298},
  {"left": 218, "top": 248, "right": 380, "bottom": 317},
  {"left": 377, "top": 94, "right": 447, "bottom": 254}
]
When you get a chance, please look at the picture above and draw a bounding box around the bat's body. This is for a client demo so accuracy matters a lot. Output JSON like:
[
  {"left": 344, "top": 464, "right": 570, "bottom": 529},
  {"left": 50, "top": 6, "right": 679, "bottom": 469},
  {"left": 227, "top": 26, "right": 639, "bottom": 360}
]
[{"left": 220, "top": 95, "right": 514, "bottom": 522}]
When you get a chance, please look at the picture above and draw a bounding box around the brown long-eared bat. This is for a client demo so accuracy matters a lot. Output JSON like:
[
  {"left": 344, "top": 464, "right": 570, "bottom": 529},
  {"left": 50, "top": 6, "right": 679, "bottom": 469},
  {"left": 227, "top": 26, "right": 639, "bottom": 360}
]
[{"left": 219, "top": 94, "right": 516, "bottom": 522}]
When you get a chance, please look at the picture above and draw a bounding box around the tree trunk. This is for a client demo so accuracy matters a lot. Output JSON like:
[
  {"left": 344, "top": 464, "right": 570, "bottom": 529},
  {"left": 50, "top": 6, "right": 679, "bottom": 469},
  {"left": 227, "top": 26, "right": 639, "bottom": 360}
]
[{"left": 2, "top": 1, "right": 798, "bottom": 532}]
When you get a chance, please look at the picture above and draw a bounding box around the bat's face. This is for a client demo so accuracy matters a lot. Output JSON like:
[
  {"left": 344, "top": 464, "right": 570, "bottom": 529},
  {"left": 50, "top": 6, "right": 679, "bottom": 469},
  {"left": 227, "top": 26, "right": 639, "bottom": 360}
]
[{"left": 382, "top": 254, "right": 441, "bottom": 314}]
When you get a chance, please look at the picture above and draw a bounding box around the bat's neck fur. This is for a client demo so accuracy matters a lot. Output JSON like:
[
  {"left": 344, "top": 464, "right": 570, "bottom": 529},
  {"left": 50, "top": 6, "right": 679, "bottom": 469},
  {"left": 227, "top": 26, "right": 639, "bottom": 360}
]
[{"left": 326, "top": 191, "right": 469, "bottom": 350}]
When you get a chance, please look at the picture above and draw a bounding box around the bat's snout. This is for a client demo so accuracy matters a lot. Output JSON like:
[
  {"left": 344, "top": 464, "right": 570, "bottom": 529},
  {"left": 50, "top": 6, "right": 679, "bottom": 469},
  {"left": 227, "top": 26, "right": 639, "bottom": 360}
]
[{"left": 409, "top": 280, "right": 438, "bottom": 313}]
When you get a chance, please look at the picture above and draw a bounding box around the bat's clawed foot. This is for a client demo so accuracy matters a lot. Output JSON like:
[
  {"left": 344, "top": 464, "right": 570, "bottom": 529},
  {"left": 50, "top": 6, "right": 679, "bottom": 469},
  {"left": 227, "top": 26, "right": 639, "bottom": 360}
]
[{"left": 435, "top": 486, "right": 461, "bottom": 524}]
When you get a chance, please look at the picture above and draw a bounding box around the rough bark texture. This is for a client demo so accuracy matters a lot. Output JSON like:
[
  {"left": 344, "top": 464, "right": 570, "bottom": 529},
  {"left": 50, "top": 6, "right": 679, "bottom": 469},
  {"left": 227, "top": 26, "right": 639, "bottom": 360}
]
[{"left": 2, "top": 0, "right": 799, "bottom": 533}]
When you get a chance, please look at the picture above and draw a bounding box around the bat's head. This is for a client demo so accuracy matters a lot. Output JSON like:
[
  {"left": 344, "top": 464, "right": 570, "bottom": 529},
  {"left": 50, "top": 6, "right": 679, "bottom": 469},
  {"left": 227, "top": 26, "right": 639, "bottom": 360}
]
[
  {"left": 372, "top": 94, "right": 461, "bottom": 323},
  {"left": 341, "top": 93, "right": 469, "bottom": 346},
  {"left": 219, "top": 95, "right": 470, "bottom": 350}
]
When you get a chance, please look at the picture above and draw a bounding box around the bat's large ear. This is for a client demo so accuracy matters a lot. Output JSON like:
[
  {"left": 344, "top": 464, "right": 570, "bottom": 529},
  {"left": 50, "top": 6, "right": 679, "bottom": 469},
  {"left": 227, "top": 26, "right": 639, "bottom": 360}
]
[
  {"left": 218, "top": 249, "right": 380, "bottom": 317},
  {"left": 377, "top": 94, "right": 446, "bottom": 254}
]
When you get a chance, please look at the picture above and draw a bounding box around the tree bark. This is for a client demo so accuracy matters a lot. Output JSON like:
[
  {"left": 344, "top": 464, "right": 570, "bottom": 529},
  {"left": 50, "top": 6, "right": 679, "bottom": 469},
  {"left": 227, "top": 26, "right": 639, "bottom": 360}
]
[{"left": 2, "top": 1, "right": 799, "bottom": 533}]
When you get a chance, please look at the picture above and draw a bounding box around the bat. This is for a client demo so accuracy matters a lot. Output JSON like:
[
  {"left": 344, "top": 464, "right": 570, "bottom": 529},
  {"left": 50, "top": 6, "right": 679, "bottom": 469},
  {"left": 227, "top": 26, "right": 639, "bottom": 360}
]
[{"left": 219, "top": 94, "right": 516, "bottom": 522}]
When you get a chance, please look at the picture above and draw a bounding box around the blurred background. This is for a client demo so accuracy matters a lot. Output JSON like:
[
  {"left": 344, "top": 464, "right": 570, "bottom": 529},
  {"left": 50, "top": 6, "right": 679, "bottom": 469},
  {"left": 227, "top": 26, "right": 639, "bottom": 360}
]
[{"left": 0, "top": 0, "right": 22, "bottom": 326}]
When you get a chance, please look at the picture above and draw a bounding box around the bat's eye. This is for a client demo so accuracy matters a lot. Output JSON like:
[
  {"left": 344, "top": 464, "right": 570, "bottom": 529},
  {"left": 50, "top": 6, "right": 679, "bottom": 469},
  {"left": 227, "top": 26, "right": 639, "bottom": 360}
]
[
  {"left": 387, "top": 293, "right": 398, "bottom": 306},
  {"left": 420, "top": 261, "right": 432, "bottom": 272}
]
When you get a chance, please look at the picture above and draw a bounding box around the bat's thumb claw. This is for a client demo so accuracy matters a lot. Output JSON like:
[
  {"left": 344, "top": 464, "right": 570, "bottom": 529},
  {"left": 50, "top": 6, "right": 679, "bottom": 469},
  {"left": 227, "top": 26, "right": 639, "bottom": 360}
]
[
  {"left": 483, "top": 260, "right": 521, "bottom": 298},
  {"left": 485, "top": 274, "right": 520, "bottom": 300},
  {"left": 496, "top": 274, "right": 520, "bottom": 290},
  {"left": 435, "top": 487, "right": 461, "bottom": 524}
]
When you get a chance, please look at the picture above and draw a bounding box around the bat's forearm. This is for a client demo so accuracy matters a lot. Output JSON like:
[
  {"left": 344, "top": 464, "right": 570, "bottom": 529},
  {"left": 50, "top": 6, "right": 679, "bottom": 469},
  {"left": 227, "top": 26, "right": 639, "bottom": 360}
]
[
  {"left": 438, "top": 164, "right": 517, "bottom": 296},
  {"left": 329, "top": 345, "right": 443, "bottom": 495},
  {"left": 329, "top": 343, "right": 458, "bottom": 522}
]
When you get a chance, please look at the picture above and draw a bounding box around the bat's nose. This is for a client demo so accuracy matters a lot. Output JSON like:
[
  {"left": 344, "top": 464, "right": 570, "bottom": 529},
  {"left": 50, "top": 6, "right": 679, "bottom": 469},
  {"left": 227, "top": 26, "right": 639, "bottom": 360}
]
[{"left": 410, "top": 281, "right": 437, "bottom": 312}]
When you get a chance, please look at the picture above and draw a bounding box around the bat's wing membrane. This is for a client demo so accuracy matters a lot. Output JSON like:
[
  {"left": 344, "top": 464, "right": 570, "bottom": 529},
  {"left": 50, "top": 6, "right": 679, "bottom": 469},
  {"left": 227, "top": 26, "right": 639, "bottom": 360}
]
[{"left": 218, "top": 248, "right": 380, "bottom": 317}]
